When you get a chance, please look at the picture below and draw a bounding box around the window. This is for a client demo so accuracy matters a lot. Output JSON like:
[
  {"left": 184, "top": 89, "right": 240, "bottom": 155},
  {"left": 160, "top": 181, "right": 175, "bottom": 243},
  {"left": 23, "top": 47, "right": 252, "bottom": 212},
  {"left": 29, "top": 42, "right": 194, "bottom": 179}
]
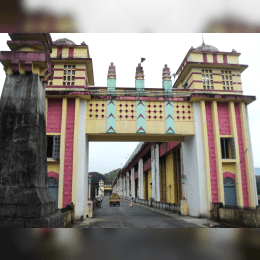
[
  {"left": 63, "top": 64, "right": 76, "bottom": 86},
  {"left": 221, "top": 137, "right": 236, "bottom": 159},
  {"left": 183, "top": 81, "right": 188, "bottom": 89},
  {"left": 222, "top": 70, "right": 233, "bottom": 90},
  {"left": 47, "top": 136, "right": 60, "bottom": 159},
  {"left": 201, "top": 69, "right": 214, "bottom": 90}
]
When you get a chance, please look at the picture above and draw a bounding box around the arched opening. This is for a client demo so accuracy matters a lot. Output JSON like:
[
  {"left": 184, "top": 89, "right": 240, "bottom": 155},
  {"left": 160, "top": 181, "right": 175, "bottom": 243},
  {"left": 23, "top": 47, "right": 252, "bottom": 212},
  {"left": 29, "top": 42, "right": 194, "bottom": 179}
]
[
  {"left": 223, "top": 177, "right": 237, "bottom": 208},
  {"left": 48, "top": 177, "right": 59, "bottom": 208}
]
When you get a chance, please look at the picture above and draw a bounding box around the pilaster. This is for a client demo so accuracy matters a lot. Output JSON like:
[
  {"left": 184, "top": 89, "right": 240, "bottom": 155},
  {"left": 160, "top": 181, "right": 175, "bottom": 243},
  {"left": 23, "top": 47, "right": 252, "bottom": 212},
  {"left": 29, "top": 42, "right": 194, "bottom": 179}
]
[
  {"left": 229, "top": 101, "right": 243, "bottom": 207},
  {"left": 200, "top": 100, "right": 212, "bottom": 218},
  {"left": 131, "top": 167, "right": 135, "bottom": 198},
  {"left": 240, "top": 102, "right": 256, "bottom": 207},
  {"left": 138, "top": 159, "right": 144, "bottom": 199},
  {"left": 58, "top": 97, "right": 67, "bottom": 208},
  {"left": 212, "top": 101, "right": 224, "bottom": 203}
]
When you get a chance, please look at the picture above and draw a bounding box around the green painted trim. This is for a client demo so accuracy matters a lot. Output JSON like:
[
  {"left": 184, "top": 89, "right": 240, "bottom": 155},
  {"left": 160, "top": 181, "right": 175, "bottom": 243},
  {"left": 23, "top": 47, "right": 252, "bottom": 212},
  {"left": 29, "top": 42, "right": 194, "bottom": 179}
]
[
  {"left": 163, "top": 80, "right": 172, "bottom": 91},
  {"left": 106, "top": 100, "right": 116, "bottom": 133},
  {"left": 135, "top": 79, "right": 144, "bottom": 91},
  {"left": 165, "top": 101, "right": 175, "bottom": 135},
  {"left": 136, "top": 100, "right": 146, "bottom": 134},
  {"left": 107, "top": 79, "right": 116, "bottom": 96}
]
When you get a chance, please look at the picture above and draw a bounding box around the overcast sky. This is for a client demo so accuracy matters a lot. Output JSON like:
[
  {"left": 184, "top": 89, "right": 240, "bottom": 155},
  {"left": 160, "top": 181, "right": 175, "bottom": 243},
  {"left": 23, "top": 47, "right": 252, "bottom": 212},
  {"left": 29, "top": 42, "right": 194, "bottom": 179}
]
[
  {"left": 0, "top": 33, "right": 259, "bottom": 174},
  {"left": 23, "top": 0, "right": 260, "bottom": 32}
]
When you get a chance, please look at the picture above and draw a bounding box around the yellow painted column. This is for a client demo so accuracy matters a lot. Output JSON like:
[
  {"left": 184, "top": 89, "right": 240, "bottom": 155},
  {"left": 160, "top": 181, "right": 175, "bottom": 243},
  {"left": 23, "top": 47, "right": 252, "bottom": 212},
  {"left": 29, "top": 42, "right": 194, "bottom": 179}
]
[
  {"left": 229, "top": 101, "right": 243, "bottom": 207},
  {"left": 58, "top": 97, "right": 67, "bottom": 208},
  {"left": 212, "top": 101, "right": 224, "bottom": 203},
  {"left": 143, "top": 172, "right": 146, "bottom": 200},
  {"left": 177, "top": 150, "right": 182, "bottom": 204},
  {"left": 180, "top": 147, "right": 184, "bottom": 200},
  {"left": 200, "top": 100, "right": 212, "bottom": 218},
  {"left": 240, "top": 102, "right": 256, "bottom": 208},
  {"left": 147, "top": 170, "right": 152, "bottom": 199},
  {"left": 72, "top": 97, "right": 80, "bottom": 205},
  {"left": 162, "top": 158, "right": 167, "bottom": 202},
  {"left": 166, "top": 153, "right": 175, "bottom": 203}
]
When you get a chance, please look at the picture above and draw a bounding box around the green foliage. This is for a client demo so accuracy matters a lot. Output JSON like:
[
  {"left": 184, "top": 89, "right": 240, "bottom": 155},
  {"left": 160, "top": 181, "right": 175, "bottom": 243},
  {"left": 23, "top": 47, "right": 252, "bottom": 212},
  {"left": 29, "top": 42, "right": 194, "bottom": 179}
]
[
  {"left": 89, "top": 169, "right": 120, "bottom": 200},
  {"left": 103, "top": 168, "right": 120, "bottom": 183}
]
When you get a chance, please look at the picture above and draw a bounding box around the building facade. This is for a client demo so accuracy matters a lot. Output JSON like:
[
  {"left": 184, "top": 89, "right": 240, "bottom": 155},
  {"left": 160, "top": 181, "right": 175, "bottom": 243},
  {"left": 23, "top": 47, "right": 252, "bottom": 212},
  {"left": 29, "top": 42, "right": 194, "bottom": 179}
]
[{"left": 43, "top": 38, "right": 257, "bottom": 220}]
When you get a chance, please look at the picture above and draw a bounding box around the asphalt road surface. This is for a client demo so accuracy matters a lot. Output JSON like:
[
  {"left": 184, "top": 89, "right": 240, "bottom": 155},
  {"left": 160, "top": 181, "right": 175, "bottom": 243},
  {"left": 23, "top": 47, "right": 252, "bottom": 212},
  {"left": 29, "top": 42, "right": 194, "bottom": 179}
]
[{"left": 73, "top": 195, "right": 201, "bottom": 228}]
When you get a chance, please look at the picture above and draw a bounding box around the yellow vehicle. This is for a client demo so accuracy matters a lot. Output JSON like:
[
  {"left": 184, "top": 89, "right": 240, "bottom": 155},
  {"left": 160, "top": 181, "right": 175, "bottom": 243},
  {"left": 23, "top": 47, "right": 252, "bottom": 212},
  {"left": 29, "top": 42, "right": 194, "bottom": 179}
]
[{"left": 109, "top": 193, "right": 120, "bottom": 207}]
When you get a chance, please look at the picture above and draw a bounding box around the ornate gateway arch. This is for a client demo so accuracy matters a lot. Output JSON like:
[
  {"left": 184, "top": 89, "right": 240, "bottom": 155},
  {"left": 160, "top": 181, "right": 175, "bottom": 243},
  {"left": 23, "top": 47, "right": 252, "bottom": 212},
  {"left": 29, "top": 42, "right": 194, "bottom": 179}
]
[{"left": 0, "top": 34, "right": 257, "bottom": 225}]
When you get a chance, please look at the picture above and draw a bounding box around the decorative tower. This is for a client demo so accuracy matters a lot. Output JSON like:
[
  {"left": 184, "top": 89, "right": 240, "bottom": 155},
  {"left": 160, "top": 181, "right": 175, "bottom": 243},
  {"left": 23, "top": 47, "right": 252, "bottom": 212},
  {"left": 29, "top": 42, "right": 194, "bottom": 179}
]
[
  {"left": 162, "top": 64, "right": 172, "bottom": 96},
  {"left": 107, "top": 62, "right": 116, "bottom": 95},
  {"left": 135, "top": 63, "right": 144, "bottom": 91}
]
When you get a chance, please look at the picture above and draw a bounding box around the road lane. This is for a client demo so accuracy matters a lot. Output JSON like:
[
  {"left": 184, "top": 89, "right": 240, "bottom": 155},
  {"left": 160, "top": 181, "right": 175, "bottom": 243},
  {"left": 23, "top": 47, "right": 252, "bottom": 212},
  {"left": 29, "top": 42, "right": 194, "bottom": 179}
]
[{"left": 73, "top": 195, "right": 201, "bottom": 228}]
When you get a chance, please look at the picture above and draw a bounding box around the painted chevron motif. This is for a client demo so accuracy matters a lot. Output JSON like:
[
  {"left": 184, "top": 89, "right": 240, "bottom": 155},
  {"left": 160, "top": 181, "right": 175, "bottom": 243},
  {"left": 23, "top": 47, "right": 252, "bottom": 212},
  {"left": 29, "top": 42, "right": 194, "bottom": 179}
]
[
  {"left": 136, "top": 100, "right": 146, "bottom": 134},
  {"left": 107, "top": 113, "right": 115, "bottom": 119},
  {"left": 165, "top": 101, "right": 175, "bottom": 135},
  {"left": 166, "top": 114, "right": 174, "bottom": 120},
  {"left": 108, "top": 100, "right": 116, "bottom": 106},
  {"left": 137, "top": 100, "right": 145, "bottom": 106},
  {"left": 166, "top": 126, "right": 175, "bottom": 134},
  {"left": 165, "top": 101, "right": 173, "bottom": 107},
  {"left": 106, "top": 99, "right": 116, "bottom": 133},
  {"left": 137, "top": 126, "right": 145, "bottom": 133},
  {"left": 137, "top": 114, "right": 145, "bottom": 119},
  {"left": 107, "top": 126, "right": 116, "bottom": 133}
]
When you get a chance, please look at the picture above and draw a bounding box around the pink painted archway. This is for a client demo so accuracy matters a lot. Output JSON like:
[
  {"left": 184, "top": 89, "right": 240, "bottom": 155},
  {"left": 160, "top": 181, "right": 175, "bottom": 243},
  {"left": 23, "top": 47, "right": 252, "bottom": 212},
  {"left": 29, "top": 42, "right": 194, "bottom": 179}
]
[
  {"left": 48, "top": 171, "right": 59, "bottom": 180},
  {"left": 223, "top": 171, "right": 236, "bottom": 182}
]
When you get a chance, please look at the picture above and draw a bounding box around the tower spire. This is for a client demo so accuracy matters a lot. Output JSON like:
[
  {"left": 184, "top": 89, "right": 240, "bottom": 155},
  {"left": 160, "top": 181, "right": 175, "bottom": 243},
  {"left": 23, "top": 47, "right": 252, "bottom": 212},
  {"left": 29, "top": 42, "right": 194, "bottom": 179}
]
[{"left": 202, "top": 35, "right": 205, "bottom": 45}]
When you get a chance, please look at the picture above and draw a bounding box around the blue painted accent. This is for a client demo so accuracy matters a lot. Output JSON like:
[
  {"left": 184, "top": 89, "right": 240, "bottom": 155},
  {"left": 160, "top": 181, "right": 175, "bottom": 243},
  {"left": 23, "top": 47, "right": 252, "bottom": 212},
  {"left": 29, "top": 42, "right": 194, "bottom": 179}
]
[
  {"left": 164, "top": 101, "right": 175, "bottom": 135},
  {"left": 135, "top": 80, "right": 144, "bottom": 91},
  {"left": 163, "top": 80, "right": 172, "bottom": 91},
  {"left": 136, "top": 100, "right": 146, "bottom": 134},
  {"left": 107, "top": 79, "right": 116, "bottom": 96},
  {"left": 106, "top": 100, "right": 116, "bottom": 133},
  {"left": 224, "top": 177, "right": 237, "bottom": 207},
  {"left": 48, "top": 177, "right": 58, "bottom": 208}
]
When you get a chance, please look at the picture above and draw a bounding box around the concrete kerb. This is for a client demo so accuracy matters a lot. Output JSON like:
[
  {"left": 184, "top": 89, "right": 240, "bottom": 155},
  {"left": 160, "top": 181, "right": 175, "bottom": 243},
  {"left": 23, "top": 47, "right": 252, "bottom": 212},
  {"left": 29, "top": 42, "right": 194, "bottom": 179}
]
[{"left": 124, "top": 199, "right": 225, "bottom": 228}]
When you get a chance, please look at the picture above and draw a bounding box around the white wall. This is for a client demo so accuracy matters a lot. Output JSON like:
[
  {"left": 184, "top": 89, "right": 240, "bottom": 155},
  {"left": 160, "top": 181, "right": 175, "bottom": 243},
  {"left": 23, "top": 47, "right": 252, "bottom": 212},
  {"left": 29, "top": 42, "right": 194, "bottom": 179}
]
[
  {"left": 75, "top": 99, "right": 88, "bottom": 220},
  {"left": 182, "top": 102, "right": 207, "bottom": 218}
]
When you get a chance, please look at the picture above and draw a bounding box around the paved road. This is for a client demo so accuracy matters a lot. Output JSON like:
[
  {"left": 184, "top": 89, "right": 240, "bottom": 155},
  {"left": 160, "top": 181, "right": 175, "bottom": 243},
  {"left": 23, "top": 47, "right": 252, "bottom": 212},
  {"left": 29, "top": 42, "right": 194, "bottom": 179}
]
[{"left": 73, "top": 196, "right": 201, "bottom": 228}]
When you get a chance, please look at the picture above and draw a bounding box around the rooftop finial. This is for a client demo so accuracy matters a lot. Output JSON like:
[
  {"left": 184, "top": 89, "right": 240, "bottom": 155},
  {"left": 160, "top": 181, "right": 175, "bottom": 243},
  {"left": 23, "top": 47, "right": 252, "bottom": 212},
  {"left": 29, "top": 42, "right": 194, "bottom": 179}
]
[
  {"left": 107, "top": 62, "right": 116, "bottom": 79},
  {"left": 202, "top": 35, "right": 205, "bottom": 45}
]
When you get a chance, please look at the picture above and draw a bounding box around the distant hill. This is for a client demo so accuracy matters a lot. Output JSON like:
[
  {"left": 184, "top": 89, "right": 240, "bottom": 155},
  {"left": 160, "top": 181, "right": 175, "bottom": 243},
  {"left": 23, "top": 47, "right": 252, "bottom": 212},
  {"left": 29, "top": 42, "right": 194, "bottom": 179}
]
[{"left": 103, "top": 168, "right": 121, "bottom": 183}]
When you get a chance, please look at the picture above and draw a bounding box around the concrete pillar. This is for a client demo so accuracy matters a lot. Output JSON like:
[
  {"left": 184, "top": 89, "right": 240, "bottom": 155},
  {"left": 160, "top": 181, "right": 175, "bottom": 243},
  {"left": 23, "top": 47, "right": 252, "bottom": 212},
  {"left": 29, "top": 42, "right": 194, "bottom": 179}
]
[
  {"left": 123, "top": 175, "right": 126, "bottom": 198},
  {"left": 0, "top": 33, "right": 64, "bottom": 227},
  {"left": 131, "top": 167, "right": 135, "bottom": 198},
  {"left": 119, "top": 177, "right": 122, "bottom": 197},
  {"left": 75, "top": 99, "right": 89, "bottom": 221},
  {"left": 151, "top": 144, "right": 156, "bottom": 200},
  {"left": 126, "top": 172, "right": 129, "bottom": 197},
  {"left": 155, "top": 143, "right": 160, "bottom": 202},
  {"left": 182, "top": 102, "right": 207, "bottom": 218},
  {"left": 138, "top": 159, "right": 144, "bottom": 199}
]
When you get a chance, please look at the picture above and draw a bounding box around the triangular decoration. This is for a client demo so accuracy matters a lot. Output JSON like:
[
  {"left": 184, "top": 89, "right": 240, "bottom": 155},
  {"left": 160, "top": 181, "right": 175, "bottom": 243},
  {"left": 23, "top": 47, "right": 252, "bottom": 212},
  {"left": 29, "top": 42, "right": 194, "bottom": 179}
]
[
  {"left": 137, "top": 114, "right": 145, "bottom": 119},
  {"left": 107, "top": 113, "right": 115, "bottom": 119},
  {"left": 137, "top": 126, "right": 145, "bottom": 133},
  {"left": 108, "top": 100, "right": 116, "bottom": 106},
  {"left": 137, "top": 101, "right": 145, "bottom": 106},
  {"left": 166, "top": 127, "right": 175, "bottom": 134},
  {"left": 165, "top": 101, "right": 173, "bottom": 107},
  {"left": 166, "top": 114, "right": 174, "bottom": 120},
  {"left": 107, "top": 126, "right": 116, "bottom": 133}
]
